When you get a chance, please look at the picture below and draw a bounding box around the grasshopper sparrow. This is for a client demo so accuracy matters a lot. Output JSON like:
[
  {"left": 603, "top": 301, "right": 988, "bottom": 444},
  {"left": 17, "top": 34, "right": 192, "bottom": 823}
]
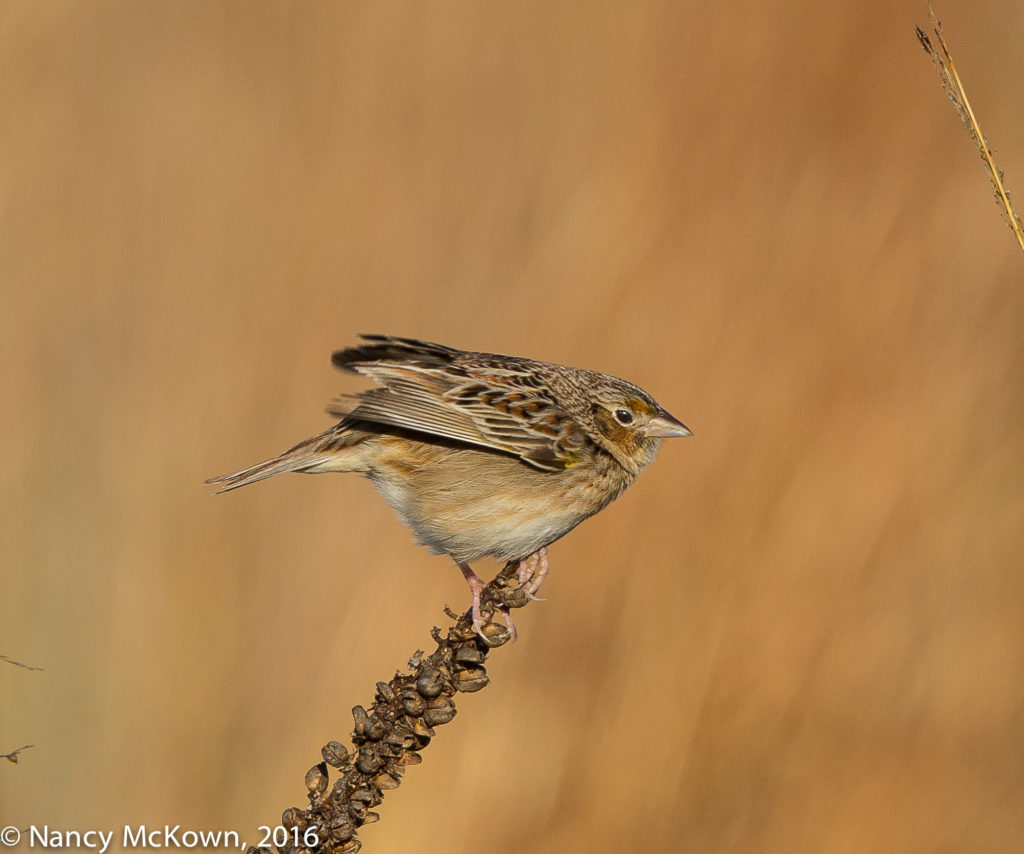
[{"left": 208, "top": 335, "right": 691, "bottom": 638}]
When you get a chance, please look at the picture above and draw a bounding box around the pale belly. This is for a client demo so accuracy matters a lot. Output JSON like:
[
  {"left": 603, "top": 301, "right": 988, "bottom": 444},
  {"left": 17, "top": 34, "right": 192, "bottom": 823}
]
[{"left": 366, "top": 444, "right": 629, "bottom": 564}]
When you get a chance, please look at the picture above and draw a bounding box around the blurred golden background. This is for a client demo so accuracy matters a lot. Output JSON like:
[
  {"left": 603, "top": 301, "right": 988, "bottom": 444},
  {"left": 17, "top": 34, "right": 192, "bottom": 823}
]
[{"left": 3, "top": 2, "right": 1023, "bottom": 851}]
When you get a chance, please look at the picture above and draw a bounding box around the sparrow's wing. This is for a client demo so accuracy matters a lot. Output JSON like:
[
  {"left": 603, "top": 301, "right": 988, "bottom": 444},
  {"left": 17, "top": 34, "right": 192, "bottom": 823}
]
[{"left": 329, "top": 335, "right": 588, "bottom": 471}]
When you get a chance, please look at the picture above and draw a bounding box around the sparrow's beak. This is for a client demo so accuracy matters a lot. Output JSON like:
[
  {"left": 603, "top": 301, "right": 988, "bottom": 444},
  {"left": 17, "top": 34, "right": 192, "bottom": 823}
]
[{"left": 644, "top": 409, "right": 693, "bottom": 438}]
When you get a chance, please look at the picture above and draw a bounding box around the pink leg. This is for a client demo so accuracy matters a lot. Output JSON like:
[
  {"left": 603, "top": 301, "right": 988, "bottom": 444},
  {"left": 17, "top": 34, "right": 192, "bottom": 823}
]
[
  {"left": 459, "top": 562, "right": 517, "bottom": 642},
  {"left": 517, "top": 547, "right": 549, "bottom": 599},
  {"left": 517, "top": 552, "right": 538, "bottom": 587},
  {"left": 458, "top": 562, "right": 487, "bottom": 637}
]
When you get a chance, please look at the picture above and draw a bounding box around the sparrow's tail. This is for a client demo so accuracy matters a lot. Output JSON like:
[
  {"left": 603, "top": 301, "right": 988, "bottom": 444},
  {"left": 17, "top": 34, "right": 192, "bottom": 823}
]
[{"left": 205, "top": 427, "right": 363, "bottom": 493}]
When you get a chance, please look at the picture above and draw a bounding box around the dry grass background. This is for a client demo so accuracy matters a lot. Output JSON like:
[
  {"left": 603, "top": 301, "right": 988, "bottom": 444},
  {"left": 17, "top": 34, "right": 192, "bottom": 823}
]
[{"left": 2, "top": 2, "right": 1023, "bottom": 852}]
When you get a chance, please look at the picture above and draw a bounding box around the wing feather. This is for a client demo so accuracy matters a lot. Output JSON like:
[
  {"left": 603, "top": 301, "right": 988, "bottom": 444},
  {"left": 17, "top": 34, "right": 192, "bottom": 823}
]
[{"left": 328, "top": 336, "right": 586, "bottom": 471}]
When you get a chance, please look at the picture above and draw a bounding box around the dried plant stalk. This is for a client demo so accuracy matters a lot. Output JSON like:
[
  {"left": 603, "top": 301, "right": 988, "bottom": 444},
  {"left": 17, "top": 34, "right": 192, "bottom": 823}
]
[
  {"left": 915, "top": 5, "right": 1024, "bottom": 253},
  {"left": 248, "top": 560, "right": 527, "bottom": 854},
  {"left": 2, "top": 745, "right": 34, "bottom": 764},
  {"left": 0, "top": 654, "right": 44, "bottom": 671}
]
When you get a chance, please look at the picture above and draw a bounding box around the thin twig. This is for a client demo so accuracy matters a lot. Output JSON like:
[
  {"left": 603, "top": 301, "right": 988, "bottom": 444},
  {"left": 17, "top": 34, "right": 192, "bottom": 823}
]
[
  {"left": 2, "top": 745, "right": 34, "bottom": 764},
  {"left": 0, "top": 654, "right": 43, "bottom": 671},
  {"left": 249, "top": 560, "right": 527, "bottom": 854},
  {"left": 915, "top": 5, "right": 1024, "bottom": 253}
]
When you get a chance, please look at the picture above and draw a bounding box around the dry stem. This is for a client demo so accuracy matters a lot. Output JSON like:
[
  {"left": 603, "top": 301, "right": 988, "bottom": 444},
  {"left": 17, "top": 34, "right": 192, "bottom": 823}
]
[
  {"left": 915, "top": 5, "right": 1024, "bottom": 253},
  {"left": 1, "top": 745, "right": 34, "bottom": 764},
  {"left": 248, "top": 560, "right": 527, "bottom": 854}
]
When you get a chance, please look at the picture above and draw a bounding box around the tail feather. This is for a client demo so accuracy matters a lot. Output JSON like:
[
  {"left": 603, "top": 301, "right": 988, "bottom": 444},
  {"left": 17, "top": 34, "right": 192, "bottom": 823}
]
[
  {"left": 206, "top": 428, "right": 359, "bottom": 493},
  {"left": 205, "top": 454, "right": 325, "bottom": 493}
]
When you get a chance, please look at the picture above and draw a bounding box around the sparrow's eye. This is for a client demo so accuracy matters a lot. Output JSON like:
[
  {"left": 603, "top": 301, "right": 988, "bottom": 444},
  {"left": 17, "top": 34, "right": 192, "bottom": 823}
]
[{"left": 614, "top": 408, "right": 634, "bottom": 426}]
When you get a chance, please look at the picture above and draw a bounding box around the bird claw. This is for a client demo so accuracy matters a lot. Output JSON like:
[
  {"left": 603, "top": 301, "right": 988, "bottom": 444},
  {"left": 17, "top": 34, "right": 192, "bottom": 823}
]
[
  {"left": 517, "top": 548, "right": 549, "bottom": 600},
  {"left": 461, "top": 550, "right": 551, "bottom": 645},
  {"left": 501, "top": 608, "right": 518, "bottom": 643},
  {"left": 470, "top": 604, "right": 517, "bottom": 645},
  {"left": 461, "top": 561, "right": 517, "bottom": 645}
]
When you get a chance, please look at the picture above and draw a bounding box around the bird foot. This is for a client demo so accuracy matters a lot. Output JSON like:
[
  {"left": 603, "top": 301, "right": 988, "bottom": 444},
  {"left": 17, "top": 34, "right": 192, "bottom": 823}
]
[
  {"left": 458, "top": 551, "right": 549, "bottom": 644},
  {"left": 459, "top": 561, "right": 517, "bottom": 644},
  {"left": 517, "top": 548, "right": 549, "bottom": 600}
]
